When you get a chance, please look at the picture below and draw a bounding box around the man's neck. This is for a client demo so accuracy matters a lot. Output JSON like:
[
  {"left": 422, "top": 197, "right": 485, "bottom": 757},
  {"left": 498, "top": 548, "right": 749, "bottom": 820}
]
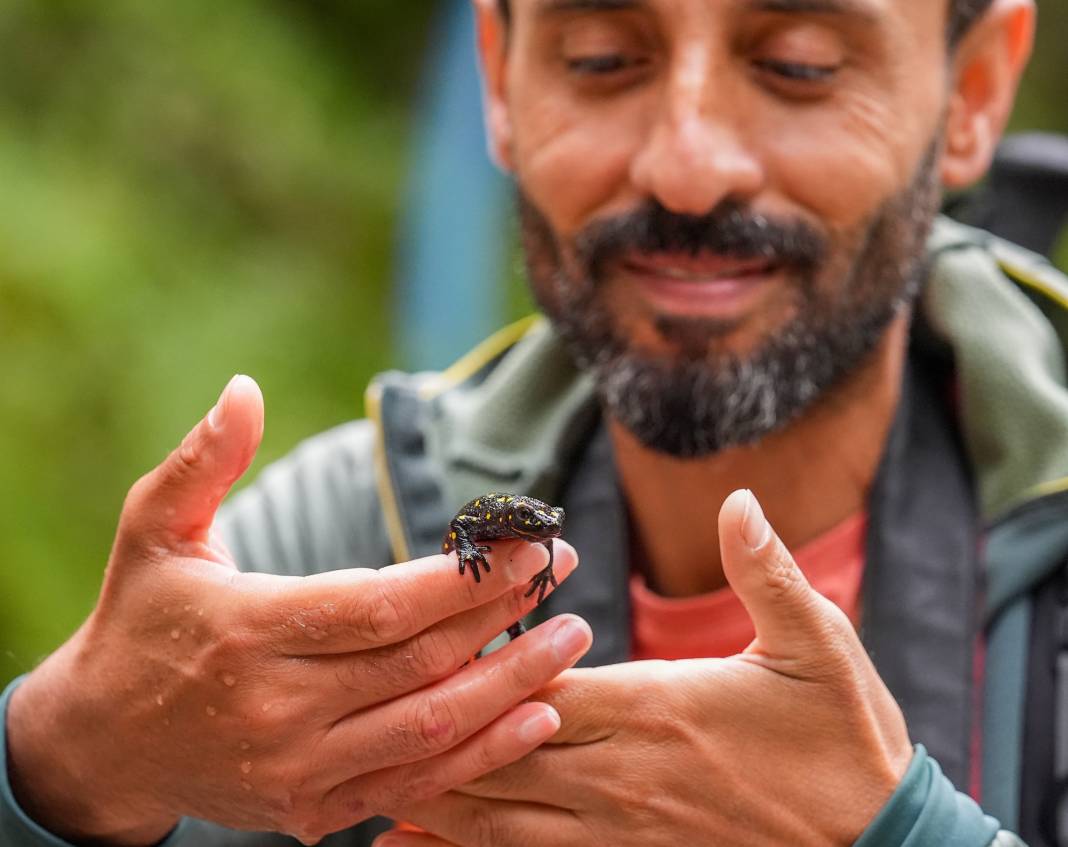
[{"left": 610, "top": 314, "right": 911, "bottom": 598}]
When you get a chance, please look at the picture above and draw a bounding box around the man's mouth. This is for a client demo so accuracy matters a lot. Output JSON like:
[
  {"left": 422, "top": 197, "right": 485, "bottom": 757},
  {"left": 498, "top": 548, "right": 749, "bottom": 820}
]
[{"left": 619, "top": 252, "right": 780, "bottom": 317}]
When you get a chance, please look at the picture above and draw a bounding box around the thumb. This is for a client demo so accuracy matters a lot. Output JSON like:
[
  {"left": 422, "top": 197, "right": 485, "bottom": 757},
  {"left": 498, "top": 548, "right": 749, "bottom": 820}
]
[
  {"left": 120, "top": 375, "right": 264, "bottom": 546},
  {"left": 719, "top": 489, "right": 839, "bottom": 660}
]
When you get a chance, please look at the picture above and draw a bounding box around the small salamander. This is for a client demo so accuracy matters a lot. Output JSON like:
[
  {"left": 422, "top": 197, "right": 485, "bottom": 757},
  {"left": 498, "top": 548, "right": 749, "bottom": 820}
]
[{"left": 442, "top": 493, "right": 565, "bottom": 640}]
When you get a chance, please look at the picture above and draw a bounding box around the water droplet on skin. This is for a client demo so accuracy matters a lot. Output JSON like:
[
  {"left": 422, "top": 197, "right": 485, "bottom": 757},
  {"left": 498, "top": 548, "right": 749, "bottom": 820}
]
[
  {"left": 197, "top": 608, "right": 204, "bottom": 617},
  {"left": 222, "top": 673, "right": 236, "bottom": 687},
  {"left": 163, "top": 718, "right": 171, "bottom": 727},
  {"left": 261, "top": 703, "right": 273, "bottom": 713},
  {"left": 241, "top": 780, "right": 252, "bottom": 792},
  {"left": 241, "top": 761, "right": 252, "bottom": 774},
  {"left": 156, "top": 694, "right": 164, "bottom": 706},
  {"left": 170, "top": 629, "right": 181, "bottom": 640},
  {"left": 184, "top": 604, "right": 192, "bottom": 612},
  {"left": 163, "top": 607, "right": 171, "bottom": 615},
  {"left": 239, "top": 740, "right": 251, "bottom": 751},
  {"left": 206, "top": 705, "right": 218, "bottom": 716}
]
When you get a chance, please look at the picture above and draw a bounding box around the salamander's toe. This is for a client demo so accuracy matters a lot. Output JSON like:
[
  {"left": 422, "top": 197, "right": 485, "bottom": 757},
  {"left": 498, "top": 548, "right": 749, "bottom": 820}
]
[{"left": 524, "top": 564, "right": 556, "bottom": 604}]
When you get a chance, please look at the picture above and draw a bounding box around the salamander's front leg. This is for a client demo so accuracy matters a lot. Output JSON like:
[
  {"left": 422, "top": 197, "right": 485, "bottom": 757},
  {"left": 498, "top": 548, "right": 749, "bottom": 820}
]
[
  {"left": 524, "top": 539, "right": 559, "bottom": 604},
  {"left": 452, "top": 525, "right": 492, "bottom": 584}
]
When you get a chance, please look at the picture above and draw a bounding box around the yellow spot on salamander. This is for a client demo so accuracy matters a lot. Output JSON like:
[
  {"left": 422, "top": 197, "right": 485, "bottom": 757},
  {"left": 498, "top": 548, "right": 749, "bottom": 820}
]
[
  {"left": 450, "top": 531, "right": 456, "bottom": 539},
  {"left": 485, "top": 513, "right": 491, "bottom": 520},
  {"left": 474, "top": 499, "right": 481, "bottom": 508}
]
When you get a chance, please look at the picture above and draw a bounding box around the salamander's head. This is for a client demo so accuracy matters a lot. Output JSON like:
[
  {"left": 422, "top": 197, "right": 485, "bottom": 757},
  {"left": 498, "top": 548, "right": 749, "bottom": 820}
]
[{"left": 507, "top": 496, "right": 565, "bottom": 541}]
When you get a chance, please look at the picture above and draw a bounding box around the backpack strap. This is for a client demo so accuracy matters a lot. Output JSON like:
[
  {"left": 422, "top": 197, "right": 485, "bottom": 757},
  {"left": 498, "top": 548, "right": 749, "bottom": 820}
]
[
  {"left": 1017, "top": 516, "right": 1068, "bottom": 845},
  {"left": 862, "top": 328, "right": 983, "bottom": 792}
]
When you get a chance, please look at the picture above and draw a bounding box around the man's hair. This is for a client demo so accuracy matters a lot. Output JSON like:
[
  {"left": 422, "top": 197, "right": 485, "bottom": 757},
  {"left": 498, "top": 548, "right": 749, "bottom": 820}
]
[{"left": 495, "top": 0, "right": 995, "bottom": 46}]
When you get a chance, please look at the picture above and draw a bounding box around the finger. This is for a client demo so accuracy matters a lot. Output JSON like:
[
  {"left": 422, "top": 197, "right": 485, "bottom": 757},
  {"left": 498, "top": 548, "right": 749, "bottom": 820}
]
[
  {"left": 524, "top": 664, "right": 652, "bottom": 745},
  {"left": 324, "top": 702, "right": 560, "bottom": 828},
  {"left": 257, "top": 539, "right": 576, "bottom": 656},
  {"left": 394, "top": 793, "right": 578, "bottom": 847},
  {"left": 309, "top": 548, "right": 579, "bottom": 709},
  {"left": 373, "top": 832, "right": 455, "bottom": 847},
  {"left": 718, "top": 489, "right": 844, "bottom": 659},
  {"left": 460, "top": 745, "right": 584, "bottom": 808},
  {"left": 119, "top": 375, "right": 264, "bottom": 547},
  {"left": 320, "top": 615, "right": 592, "bottom": 783}
]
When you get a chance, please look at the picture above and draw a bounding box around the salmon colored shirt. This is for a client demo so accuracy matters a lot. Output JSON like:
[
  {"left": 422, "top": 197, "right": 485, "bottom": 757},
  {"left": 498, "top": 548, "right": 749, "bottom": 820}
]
[{"left": 631, "top": 513, "right": 867, "bottom": 661}]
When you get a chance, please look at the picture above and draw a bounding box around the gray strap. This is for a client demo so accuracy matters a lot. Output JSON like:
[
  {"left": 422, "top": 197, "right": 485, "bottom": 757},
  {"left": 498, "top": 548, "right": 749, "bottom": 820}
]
[
  {"left": 538, "top": 421, "right": 631, "bottom": 666},
  {"left": 375, "top": 375, "right": 454, "bottom": 561},
  {"left": 862, "top": 344, "right": 981, "bottom": 792}
]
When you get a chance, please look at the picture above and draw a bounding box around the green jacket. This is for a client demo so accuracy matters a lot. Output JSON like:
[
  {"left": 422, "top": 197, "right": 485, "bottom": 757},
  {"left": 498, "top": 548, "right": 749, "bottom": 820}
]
[{"left": 3, "top": 216, "right": 1068, "bottom": 845}]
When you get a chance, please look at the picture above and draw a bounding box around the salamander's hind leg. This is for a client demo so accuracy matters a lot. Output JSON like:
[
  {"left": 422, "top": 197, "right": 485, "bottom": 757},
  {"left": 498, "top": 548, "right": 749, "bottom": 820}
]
[{"left": 524, "top": 539, "right": 559, "bottom": 604}]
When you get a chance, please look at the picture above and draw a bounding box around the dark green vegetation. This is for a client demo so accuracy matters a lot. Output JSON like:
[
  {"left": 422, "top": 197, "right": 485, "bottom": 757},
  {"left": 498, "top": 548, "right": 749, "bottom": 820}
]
[{"left": 1, "top": 2, "right": 1066, "bottom": 685}]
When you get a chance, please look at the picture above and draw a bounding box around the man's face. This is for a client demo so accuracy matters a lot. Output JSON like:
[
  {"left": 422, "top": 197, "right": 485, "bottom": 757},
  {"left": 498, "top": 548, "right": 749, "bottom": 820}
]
[{"left": 498, "top": 0, "right": 951, "bottom": 456}]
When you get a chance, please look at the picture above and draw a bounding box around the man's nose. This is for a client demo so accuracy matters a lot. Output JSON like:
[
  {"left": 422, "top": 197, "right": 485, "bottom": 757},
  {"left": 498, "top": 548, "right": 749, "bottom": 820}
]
[{"left": 630, "top": 57, "right": 765, "bottom": 215}]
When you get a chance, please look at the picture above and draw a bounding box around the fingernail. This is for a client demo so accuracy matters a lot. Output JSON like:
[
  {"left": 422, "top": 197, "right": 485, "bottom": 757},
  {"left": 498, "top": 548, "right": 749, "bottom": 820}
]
[
  {"left": 741, "top": 490, "right": 772, "bottom": 551},
  {"left": 208, "top": 375, "right": 237, "bottom": 430},
  {"left": 208, "top": 375, "right": 247, "bottom": 430},
  {"left": 504, "top": 541, "right": 550, "bottom": 584},
  {"left": 516, "top": 706, "right": 560, "bottom": 744},
  {"left": 551, "top": 616, "right": 591, "bottom": 662}
]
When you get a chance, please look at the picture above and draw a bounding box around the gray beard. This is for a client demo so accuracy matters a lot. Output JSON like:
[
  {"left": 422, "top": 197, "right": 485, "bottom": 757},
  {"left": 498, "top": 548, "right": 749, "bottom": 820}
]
[{"left": 518, "top": 145, "right": 941, "bottom": 458}]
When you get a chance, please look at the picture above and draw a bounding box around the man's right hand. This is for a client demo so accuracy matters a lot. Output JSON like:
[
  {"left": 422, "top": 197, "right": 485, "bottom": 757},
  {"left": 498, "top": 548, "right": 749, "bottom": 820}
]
[{"left": 5, "top": 376, "right": 589, "bottom": 846}]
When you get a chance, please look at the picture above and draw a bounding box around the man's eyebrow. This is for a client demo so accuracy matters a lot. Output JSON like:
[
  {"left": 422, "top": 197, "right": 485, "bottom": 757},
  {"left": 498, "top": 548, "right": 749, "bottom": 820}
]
[
  {"left": 533, "top": 0, "right": 881, "bottom": 22},
  {"left": 534, "top": 0, "right": 642, "bottom": 16},
  {"left": 745, "top": 0, "right": 882, "bottom": 23}
]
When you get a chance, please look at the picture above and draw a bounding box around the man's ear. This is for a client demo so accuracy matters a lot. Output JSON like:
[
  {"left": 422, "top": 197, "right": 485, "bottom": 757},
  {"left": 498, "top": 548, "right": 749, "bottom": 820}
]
[
  {"left": 473, "top": 0, "right": 515, "bottom": 172},
  {"left": 942, "top": 0, "right": 1035, "bottom": 189}
]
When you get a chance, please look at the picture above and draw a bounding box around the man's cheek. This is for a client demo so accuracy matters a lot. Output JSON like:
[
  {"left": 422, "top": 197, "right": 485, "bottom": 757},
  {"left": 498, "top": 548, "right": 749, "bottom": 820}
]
[
  {"left": 513, "top": 107, "right": 642, "bottom": 233},
  {"left": 763, "top": 102, "right": 916, "bottom": 226}
]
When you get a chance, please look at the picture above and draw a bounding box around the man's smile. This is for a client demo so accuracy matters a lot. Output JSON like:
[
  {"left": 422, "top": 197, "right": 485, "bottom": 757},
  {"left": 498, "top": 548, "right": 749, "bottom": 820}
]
[{"left": 620, "top": 252, "right": 781, "bottom": 319}]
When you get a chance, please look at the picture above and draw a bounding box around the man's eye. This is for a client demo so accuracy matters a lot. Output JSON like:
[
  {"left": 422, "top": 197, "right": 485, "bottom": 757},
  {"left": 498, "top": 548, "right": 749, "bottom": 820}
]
[
  {"left": 754, "top": 59, "right": 839, "bottom": 82},
  {"left": 566, "top": 54, "right": 641, "bottom": 75}
]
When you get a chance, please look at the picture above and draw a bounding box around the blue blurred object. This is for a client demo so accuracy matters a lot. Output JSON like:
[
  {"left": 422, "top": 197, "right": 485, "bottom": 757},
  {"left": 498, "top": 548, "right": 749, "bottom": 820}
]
[{"left": 394, "top": 0, "right": 511, "bottom": 371}]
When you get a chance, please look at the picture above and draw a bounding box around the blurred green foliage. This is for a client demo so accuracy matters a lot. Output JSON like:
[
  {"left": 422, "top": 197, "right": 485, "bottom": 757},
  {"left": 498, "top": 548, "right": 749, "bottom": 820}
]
[
  {"left": 0, "top": 1, "right": 431, "bottom": 681},
  {"left": 1, "top": 2, "right": 1067, "bottom": 687}
]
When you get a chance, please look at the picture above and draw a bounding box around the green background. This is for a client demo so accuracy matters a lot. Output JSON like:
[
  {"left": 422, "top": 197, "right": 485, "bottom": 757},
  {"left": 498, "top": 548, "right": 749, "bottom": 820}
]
[{"left": 2, "top": 2, "right": 1067, "bottom": 686}]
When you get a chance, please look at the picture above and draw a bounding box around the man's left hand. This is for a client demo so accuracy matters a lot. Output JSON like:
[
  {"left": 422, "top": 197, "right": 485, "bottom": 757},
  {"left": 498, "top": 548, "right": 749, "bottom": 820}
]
[{"left": 375, "top": 489, "right": 914, "bottom": 847}]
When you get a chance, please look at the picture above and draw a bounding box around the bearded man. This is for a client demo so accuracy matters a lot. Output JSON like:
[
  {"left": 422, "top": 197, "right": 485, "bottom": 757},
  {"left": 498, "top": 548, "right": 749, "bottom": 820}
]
[{"left": 2, "top": 0, "right": 1059, "bottom": 845}]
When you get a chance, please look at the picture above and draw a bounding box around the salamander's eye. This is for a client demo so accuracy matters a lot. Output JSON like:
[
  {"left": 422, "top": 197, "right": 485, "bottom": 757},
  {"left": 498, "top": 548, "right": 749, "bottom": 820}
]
[{"left": 516, "top": 505, "right": 533, "bottom": 521}]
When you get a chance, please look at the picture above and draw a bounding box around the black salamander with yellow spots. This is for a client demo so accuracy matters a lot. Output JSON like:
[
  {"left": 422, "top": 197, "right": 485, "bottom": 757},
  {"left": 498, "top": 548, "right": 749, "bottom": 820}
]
[{"left": 443, "top": 494, "right": 565, "bottom": 639}]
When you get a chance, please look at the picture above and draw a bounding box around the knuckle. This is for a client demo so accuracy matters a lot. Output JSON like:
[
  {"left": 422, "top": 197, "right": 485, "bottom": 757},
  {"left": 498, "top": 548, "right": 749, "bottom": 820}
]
[
  {"left": 410, "top": 629, "right": 464, "bottom": 680},
  {"left": 243, "top": 696, "right": 303, "bottom": 740},
  {"left": 406, "top": 689, "right": 462, "bottom": 754},
  {"left": 209, "top": 625, "right": 260, "bottom": 668},
  {"left": 762, "top": 539, "right": 807, "bottom": 601},
  {"left": 174, "top": 429, "right": 205, "bottom": 477},
  {"left": 348, "top": 580, "right": 409, "bottom": 646},
  {"left": 384, "top": 770, "right": 443, "bottom": 809}
]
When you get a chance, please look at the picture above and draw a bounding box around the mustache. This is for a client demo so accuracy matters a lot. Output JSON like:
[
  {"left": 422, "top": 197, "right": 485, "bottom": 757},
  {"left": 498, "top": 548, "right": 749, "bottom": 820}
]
[{"left": 572, "top": 200, "right": 829, "bottom": 282}]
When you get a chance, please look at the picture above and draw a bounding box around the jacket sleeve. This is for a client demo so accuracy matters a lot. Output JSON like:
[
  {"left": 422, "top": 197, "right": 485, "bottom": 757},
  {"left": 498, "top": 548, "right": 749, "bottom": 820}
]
[
  {"left": 855, "top": 745, "right": 1027, "bottom": 847},
  {"left": 1, "top": 422, "right": 393, "bottom": 847}
]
